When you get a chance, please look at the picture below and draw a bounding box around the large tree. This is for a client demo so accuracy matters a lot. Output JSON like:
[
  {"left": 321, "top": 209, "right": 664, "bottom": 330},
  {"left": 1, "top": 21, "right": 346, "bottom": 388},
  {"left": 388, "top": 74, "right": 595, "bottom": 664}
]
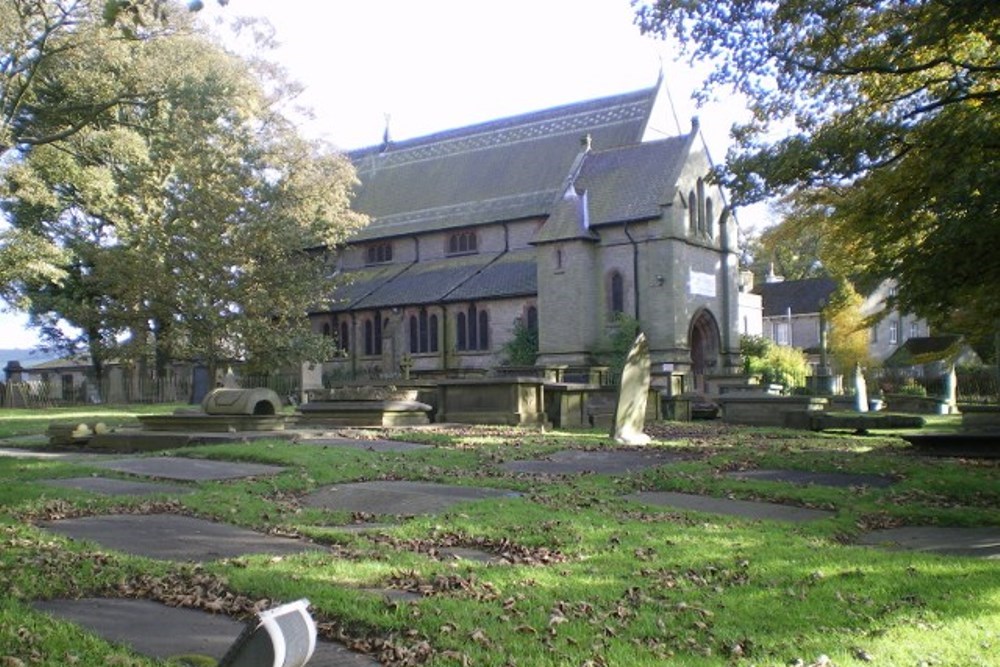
[
  {"left": 635, "top": 1, "right": 1000, "bottom": 341},
  {"left": 2, "top": 2, "right": 365, "bottom": 381}
]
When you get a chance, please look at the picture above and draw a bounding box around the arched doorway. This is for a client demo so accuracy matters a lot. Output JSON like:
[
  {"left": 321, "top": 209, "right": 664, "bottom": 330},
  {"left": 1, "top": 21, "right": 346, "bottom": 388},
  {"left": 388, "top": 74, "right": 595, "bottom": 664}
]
[{"left": 689, "top": 309, "right": 721, "bottom": 393}]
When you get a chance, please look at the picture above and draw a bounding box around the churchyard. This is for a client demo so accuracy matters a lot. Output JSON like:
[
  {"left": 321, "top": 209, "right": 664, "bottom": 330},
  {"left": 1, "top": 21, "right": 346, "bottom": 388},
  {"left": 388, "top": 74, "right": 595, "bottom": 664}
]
[{"left": 0, "top": 406, "right": 997, "bottom": 666}]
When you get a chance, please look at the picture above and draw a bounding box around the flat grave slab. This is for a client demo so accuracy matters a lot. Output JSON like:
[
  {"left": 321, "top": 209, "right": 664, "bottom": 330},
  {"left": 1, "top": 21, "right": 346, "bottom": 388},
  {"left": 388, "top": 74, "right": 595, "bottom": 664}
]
[
  {"left": 88, "top": 456, "right": 285, "bottom": 481},
  {"left": 87, "top": 429, "right": 297, "bottom": 453},
  {"left": 39, "top": 514, "right": 319, "bottom": 561},
  {"left": 33, "top": 598, "right": 379, "bottom": 666},
  {"left": 303, "top": 480, "right": 519, "bottom": 516},
  {"left": 0, "top": 445, "right": 112, "bottom": 462},
  {"left": 503, "top": 448, "right": 684, "bottom": 475},
  {"left": 857, "top": 526, "right": 1000, "bottom": 558},
  {"left": 626, "top": 491, "right": 835, "bottom": 522},
  {"left": 296, "top": 435, "right": 431, "bottom": 452},
  {"left": 726, "top": 469, "right": 895, "bottom": 488},
  {"left": 39, "top": 476, "right": 192, "bottom": 497}
]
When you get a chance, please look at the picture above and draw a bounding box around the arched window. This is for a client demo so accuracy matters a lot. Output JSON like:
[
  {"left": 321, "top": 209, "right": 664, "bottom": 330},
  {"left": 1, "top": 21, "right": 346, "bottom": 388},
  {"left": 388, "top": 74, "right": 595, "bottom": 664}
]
[
  {"left": 456, "top": 312, "right": 467, "bottom": 351},
  {"left": 610, "top": 271, "right": 625, "bottom": 315},
  {"left": 688, "top": 191, "right": 697, "bottom": 233},
  {"left": 478, "top": 309, "right": 489, "bottom": 350},
  {"left": 705, "top": 197, "right": 714, "bottom": 238},
  {"left": 363, "top": 313, "right": 382, "bottom": 356},
  {"left": 339, "top": 321, "right": 349, "bottom": 352},
  {"left": 408, "top": 309, "right": 439, "bottom": 353},
  {"left": 696, "top": 178, "right": 706, "bottom": 233},
  {"left": 456, "top": 304, "right": 489, "bottom": 351},
  {"left": 408, "top": 315, "right": 419, "bottom": 353},
  {"left": 526, "top": 305, "right": 538, "bottom": 332},
  {"left": 467, "top": 304, "right": 478, "bottom": 348},
  {"left": 447, "top": 230, "right": 478, "bottom": 255},
  {"left": 322, "top": 322, "right": 332, "bottom": 337},
  {"left": 365, "top": 242, "right": 393, "bottom": 265},
  {"left": 364, "top": 320, "right": 374, "bottom": 356},
  {"left": 429, "top": 314, "right": 439, "bottom": 352}
]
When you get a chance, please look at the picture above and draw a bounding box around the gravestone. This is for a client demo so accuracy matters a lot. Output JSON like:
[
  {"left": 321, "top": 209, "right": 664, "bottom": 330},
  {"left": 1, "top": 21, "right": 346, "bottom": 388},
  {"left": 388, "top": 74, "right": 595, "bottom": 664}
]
[
  {"left": 611, "top": 332, "right": 652, "bottom": 445},
  {"left": 190, "top": 365, "right": 211, "bottom": 404},
  {"left": 853, "top": 363, "right": 868, "bottom": 413}
]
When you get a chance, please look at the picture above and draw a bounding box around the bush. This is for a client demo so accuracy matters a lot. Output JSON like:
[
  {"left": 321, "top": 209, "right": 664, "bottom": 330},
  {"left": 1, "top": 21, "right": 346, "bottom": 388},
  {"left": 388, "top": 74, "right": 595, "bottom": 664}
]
[
  {"left": 501, "top": 319, "right": 539, "bottom": 366},
  {"left": 596, "top": 313, "right": 642, "bottom": 380},
  {"left": 741, "top": 335, "right": 809, "bottom": 392}
]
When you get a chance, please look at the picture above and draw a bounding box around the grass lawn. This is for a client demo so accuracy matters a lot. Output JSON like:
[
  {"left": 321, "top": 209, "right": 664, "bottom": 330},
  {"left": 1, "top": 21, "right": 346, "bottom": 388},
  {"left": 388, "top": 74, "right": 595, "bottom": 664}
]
[{"left": 0, "top": 409, "right": 997, "bottom": 666}]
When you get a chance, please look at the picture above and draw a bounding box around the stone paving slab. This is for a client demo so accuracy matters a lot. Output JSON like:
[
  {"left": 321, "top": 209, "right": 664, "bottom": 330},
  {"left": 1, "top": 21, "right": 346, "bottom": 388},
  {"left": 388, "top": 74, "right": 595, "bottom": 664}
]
[
  {"left": 503, "top": 448, "right": 685, "bottom": 475},
  {"left": 39, "top": 476, "right": 192, "bottom": 497},
  {"left": 39, "top": 514, "right": 319, "bottom": 562},
  {"left": 727, "top": 469, "right": 895, "bottom": 488},
  {"left": 32, "top": 598, "right": 379, "bottom": 665},
  {"left": 88, "top": 456, "right": 285, "bottom": 481},
  {"left": 0, "top": 445, "right": 113, "bottom": 462},
  {"left": 626, "top": 491, "right": 835, "bottom": 522},
  {"left": 857, "top": 526, "right": 1000, "bottom": 558},
  {"left": 296, "top": 436, "right": 431, "bottom": 452},
  {"left": 303, "top": 481, "right": 519, "bottom": 515}
]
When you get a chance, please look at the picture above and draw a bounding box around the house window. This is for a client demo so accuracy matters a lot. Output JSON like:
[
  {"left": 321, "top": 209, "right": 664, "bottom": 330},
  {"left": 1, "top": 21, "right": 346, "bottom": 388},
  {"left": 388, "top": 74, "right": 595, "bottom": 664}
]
[
  {"left": 408, "top": 309, "right": 439, "bottom": 354},
  {"left": 774, "top": 321, "right": 790, "bottom": 346},
  {"left": 909, "top": 321, "right": 920, "bottom": 339},
  {"left": 456, "top": 304, "right": 489, "bottom": 351},
  {"left": 363, "top": 313, "right": 383, "bottom": 356},
  {"left": 365, "top": 242, "right": 392, "bottom": 265},
  {"left": 889, "top": 320, "right": 899, "bottom": 345},
  {"left": 555, "top": 247, "right": 563, "bottom": 270},
  {"left": 870, "top": 324, "right": 878, "bottom": 343},
  {"left": 447, "top": 230, "right": 477, "bottom": 255},
  {"left": 609, "top": 271, "right": 625, "bottom": 315}
]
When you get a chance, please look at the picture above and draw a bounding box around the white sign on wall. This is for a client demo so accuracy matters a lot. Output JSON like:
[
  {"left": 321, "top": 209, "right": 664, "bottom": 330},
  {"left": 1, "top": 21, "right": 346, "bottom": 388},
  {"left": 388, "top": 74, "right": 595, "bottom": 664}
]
[{"left": 689, "top": 270, "right": 717, "bottom": 298}]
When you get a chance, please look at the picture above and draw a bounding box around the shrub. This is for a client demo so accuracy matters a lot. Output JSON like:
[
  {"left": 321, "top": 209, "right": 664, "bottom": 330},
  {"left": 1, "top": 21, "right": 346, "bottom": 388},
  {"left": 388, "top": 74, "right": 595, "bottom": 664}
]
[
  {"left": 742, "top": 335, "right": 809, "bottom": 392},
  {"left": 501, "top": 319, "right": 539, "bottom": 366}
]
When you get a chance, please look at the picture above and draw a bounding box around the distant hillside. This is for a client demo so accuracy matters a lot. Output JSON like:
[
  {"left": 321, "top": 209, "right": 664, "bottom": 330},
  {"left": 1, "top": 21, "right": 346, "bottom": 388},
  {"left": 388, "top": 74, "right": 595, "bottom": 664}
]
[{"left": 0, "top": 348, "right": 60, "bottom": 369}]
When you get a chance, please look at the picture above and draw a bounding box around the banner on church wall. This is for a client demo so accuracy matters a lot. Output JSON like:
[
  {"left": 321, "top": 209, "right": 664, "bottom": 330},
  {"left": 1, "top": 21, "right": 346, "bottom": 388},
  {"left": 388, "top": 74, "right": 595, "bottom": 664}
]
[{"left": 689, "top": 270, "right": 716, "bottom": 298}]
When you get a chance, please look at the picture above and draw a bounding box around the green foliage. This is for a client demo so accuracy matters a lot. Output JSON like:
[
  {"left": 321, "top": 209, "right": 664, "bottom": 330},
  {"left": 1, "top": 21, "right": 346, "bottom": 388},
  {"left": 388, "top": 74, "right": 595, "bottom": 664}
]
[
  {"left": 1, "top": 1, "right": 365, "bottom": 373},
  {"left": 596, "top": 312, "right": 641, "bottom": 379},
  {"left": 897, "top": 378, "right": 929, "bottom": 397},
  {"left": 635, "top": 0, "right": 1000, "bottom": 338},
  {"left": 824, "top": 279, "right": 871, "bottom": 374},
  {"left": 501, "top": 319, "right": 538, "bottom": 366},
  {"left": 743, "top": 335, "right": 809, "bottom": 390},
  {"left": 0, "top": 419, "right": 998, "bottom": 665}
]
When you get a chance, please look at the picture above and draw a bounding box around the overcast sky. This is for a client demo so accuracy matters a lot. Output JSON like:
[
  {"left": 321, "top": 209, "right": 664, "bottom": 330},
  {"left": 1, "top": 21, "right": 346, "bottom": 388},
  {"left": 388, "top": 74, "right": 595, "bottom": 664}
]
[{"left": 2, "top": 0, "right": 769, "bottom": 350}]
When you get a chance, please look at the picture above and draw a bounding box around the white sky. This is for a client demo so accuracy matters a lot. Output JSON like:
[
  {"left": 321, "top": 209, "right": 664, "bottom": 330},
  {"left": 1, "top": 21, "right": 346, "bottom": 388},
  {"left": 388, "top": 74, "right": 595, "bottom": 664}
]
[{"left": 1, "top": 0, "right": 772, "bottom": 349}]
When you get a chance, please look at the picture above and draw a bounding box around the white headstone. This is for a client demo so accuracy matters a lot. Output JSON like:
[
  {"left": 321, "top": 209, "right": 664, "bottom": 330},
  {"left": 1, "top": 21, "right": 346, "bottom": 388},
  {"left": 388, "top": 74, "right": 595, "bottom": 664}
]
[
  {"left": 853, "top": 363, "right": 868, "bottom": 413},
  {"left": 612, "top": 332, "right": 652, "bottom": 445}
]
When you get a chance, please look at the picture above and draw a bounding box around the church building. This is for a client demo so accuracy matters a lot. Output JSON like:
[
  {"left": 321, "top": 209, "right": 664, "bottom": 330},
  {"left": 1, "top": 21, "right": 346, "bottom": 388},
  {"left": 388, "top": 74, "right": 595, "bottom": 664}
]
[{"left": 311, "top": 82, "right": 750, "bottom": 391}]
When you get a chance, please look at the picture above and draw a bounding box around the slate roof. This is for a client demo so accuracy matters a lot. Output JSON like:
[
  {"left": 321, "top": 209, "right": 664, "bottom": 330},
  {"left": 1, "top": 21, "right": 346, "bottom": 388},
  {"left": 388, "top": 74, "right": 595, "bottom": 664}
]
[
  {"left": 328, "top": 249, "right": 539, "bottom": 312},
  {"left": 347, "top": 86, "right": 659, "bottom": 242},
  {"left": 754, "top": 278, "right": 837, "bottom": 317},
  {"left": 575, "top": 136, "right": 693, "bottom": 227}
]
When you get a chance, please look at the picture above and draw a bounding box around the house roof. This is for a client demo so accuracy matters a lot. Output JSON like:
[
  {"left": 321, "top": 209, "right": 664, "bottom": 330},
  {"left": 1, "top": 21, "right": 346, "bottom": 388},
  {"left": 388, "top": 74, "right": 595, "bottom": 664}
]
[
  {"left": 754, "top": 277, "right": 837, "bottom": 317},
  {"left": 883, "top": 335, "right": 964, "bottom": 367},
  {"left": 346, "top": 86, "right": 659, "bottom": 242}
]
